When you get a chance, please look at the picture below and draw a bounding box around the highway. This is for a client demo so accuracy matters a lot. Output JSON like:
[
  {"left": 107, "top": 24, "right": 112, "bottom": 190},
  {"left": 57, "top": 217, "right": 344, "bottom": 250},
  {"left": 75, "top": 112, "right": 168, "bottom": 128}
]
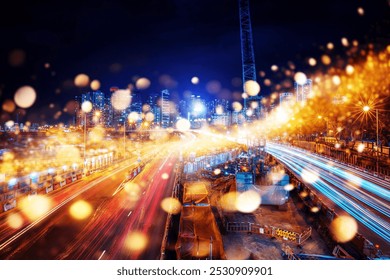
[
  {"left": 266, "top": 142, "right": 390, "bottom": 254},
  {"left": 0, "top": 142, "right": 178, "bottom": 260}
]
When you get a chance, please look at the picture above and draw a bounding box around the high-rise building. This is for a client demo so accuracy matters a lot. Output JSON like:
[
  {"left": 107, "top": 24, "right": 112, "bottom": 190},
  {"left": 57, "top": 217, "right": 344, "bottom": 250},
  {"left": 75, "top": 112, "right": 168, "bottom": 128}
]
[
  {"left": 279, "top": 92, "right": 294, "bottom": 106},
  {"left": 161, "top": 89, "right": 170, "bottom": 128},
  {"left": 295, "top": 79, "right": 312, "bottom": 103}
]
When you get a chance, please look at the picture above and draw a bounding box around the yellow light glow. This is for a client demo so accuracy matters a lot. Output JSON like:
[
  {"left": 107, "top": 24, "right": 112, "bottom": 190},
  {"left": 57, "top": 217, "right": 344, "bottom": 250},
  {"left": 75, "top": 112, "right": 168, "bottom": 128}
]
[
  {"left": 160, "top": 197, "right": 181, "bottom": 214},
  {"left": 69, "top": 200, "right": 93, "bottom": 220},
  {"left": 220, "top": 192, "right": 238, "bottom": 212},
  {"left": 19, "top": 195, "right": 52, "bottom": 221},
  {"left": 308, "top": 58, "right": 317, "bottom": 66},
  {"left": 111, "top": 89, "right": 131, "bottom": 111},
  {"left": 90, "top": 79, "right": 101, "bottom": 90},
  {"left": 74, "top": 74, "right": 90, "bottom": 87},
  {"left": 363, "top": 105, "right": 370, "bottom": 112},
  {"left": 330, "top": 215, "right": 358, "bottom": 243},
  {"left": 235, "top": 190, "right": 261, "bottom": 213},
  {"left": 161, "top": 173, "right": 169, "bottom": 180},
  {"left": 2, "top": 99, "right": 16, "bottom": 113},
  {"left": 125, "top": 231, "right": 148, "bottom": 252},
  {"left": 357, "top": 143, "right": 365, "bottom": 153},
  {"left": 7, "top": 213, "right": 24, "bottom": 229}
]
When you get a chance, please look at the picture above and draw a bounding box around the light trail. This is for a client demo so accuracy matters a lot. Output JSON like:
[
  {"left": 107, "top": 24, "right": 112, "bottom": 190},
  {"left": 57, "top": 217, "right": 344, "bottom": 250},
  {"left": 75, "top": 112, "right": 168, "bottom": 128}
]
[{"left": 267, "top": 142, "right": 390, "bottom": 244}]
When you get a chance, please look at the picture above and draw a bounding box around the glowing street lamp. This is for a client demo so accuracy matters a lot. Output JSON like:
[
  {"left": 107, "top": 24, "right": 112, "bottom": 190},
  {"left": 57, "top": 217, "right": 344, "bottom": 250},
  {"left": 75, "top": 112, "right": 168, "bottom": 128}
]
[{"left": 362, "top": 105, "right": 379, "bottom": 173}]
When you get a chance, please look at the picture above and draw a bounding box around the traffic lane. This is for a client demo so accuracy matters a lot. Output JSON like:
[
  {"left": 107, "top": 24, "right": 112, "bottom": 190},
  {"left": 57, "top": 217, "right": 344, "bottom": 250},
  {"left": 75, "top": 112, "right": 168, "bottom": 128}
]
[
  {"left": 0, "top": 158, "right": 138, "bottom": 246},
  {"left": 0, "top": 160, "right": 140, "bottom": 259},
  {"left": 269, "top": 143, "right": 390, "bottom": 193},
  {"left": 268, "top": 148, "right": 390, "bottom": 253},
  {"left": 61, "top": 154, "right": 176, "bottom": 260}
]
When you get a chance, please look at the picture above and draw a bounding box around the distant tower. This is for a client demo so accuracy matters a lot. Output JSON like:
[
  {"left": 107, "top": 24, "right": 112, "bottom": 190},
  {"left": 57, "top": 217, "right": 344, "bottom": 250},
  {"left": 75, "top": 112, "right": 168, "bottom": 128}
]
[{"left": 239, "top": 0, "right": 260, "bottom": 120}]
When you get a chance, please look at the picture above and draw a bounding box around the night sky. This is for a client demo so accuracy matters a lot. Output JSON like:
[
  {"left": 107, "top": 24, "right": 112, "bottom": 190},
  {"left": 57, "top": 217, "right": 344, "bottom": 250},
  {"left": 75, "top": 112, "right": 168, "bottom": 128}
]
[{"left": 0, "top": 0, "right": 389, "bottom": 123}]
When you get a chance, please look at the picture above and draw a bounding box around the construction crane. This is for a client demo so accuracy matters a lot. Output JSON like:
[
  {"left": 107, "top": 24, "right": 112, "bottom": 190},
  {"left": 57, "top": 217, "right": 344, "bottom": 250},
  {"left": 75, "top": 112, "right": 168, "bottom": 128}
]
[{"left": 238, "top": 0, "right": 261, "bottom": 120}]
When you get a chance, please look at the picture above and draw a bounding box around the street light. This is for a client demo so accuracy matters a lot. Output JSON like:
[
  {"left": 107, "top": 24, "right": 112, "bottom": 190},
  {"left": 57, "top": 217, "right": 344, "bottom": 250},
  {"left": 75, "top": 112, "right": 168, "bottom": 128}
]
[{"left": 362, "top": 105, "right": 379, "bottom": 173}]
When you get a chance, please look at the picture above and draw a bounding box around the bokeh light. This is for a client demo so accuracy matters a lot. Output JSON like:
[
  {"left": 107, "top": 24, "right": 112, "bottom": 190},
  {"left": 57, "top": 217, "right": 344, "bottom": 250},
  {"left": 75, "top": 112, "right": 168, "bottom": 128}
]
[
  {"left": 191, "top": 76, "right": 199, "bottom": 84},
  {"left": 90, "top": 79, "right": 101, "bottom": 90},
  {"left": 294, "top": 72, "right": 307, "bottom": 85},
  {"left": 220, "top": 192, "right": 238, "bottom": 212},
  {"left": 74, "top": 74, "right": 90, "bottom": 87},
  {"left": 135, "top": 77, "right": 151, "bottom": 90},
  {"left": 330, "top": 215, "right": 358, "bottom": 243},
  {"left": 111, "top": 89, "right": 131, "bottom": 111},
  {"left": 2, "top": 99, "right": 16, "bottom": 113},
  {"left": 69, "top": 200, "right": 93, "bottom": 220},
  {"left": 19, "top": 195, "right": 52, "bottom": 221},
  {"left": 125, "top": 231, "right": 148, "bottom": 252},
  {"left": 81, "top": 101, "right": 93, "bottom": 113},
  {"left": 7, "top": 213, "right": 24, "bottom": 229},
  {"left": 14, "top": 86, "right": 37, "bottom": 108},
  {"left": 235, "top": 190, "right": 261, "bottom": 213},
  {"left": 160, "top": 197, "right": 181, "bottom": 214},
  {"left": 301, "top": 169, "right": 318, "bottom": 183},
  {"left": 176, "top": 118, "right": 191, "bottom": 132},
  {"left": 244, "top": 80, "right": 261, "bottom": 96}
]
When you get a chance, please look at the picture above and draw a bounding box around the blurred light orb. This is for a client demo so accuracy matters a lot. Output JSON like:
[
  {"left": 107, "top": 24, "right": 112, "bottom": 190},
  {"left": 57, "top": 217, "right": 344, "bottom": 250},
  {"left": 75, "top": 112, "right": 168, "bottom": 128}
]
[
  {"left": 308, "top": 58, "right": 317, "bottom": 66},
  {"left": 135, "top": 77, "right": 151, "bottom": 90},
  {"left": 111, "top": 89, "right": 131, "bottom": 111},
  {"left": 214, "top": 168, "right": 221, "bottom": 175},
  {"left": 271, "top": 65, "right": 278, "bottom": 72},
  {"left": 326, "top": 42, "right": 334, "bottom": 50},
  {"left": 220, "top": 192, "right": 238, "bottom": 212},
  {"left": 19, "top": 195, "right": 52, "bottom": 221},
  {"left": 341, "top": 37, "right": 349, "bottom": 47},
  {"left": 346, "top": 65, "right": 355, "bottom": 75},
  {"left": 311, "top": 206, "right": 320, "bottom": 213},
  {"left": 206, "top": 80, "right": 221, "bottom": 94},
  {"left": 191, "top": 76, "right": 199, "bottom": 84},
  {"left": 176, "top": 118, "right": 191, "bottom": 132},
  {"left": 335, "top": 143, "right": 341, "bottom": 149},
  {"left": 363, "top": 105, "right": 370, "bottom": 112},
  {"left": 301, "top": 169, "right": 318, "bottom": 183},
  {"left": 215, "top": 105, "right": 224, "bottom": 115},
  {"left": 69, "top": 200, "right": 93, "bottom": 220},
  {"left": 160, "top": 197, "right": 181, "bottom": 214},
  {"left": 2, "top": 99, "right": 16, "bottom": 113},
  {"left": 161, "top": 173, "right": 169, "bottom": 180},
  {"left": 236, "top": 190, "right": 261, "bottom": 213},
  {"left": 14, "top": 86, "right": 37, "bottom": 108},
  {"left": 81, "top": 101, "right": 93, "bottom": 113},
  {"left": 90, "top": 79, "right": 101, "bottom": 90},
  {"left": 357, "top": 7, "right": 364, "bottom": 16},
  {"left": 128, "top": 111, "right": 140, "bottom": 122},
  {"left": 321, "top": 55, "right": 332, "bottom": 65},
  {"left": 125, "top": 231, "right": 148, "bottom": 252},
  {"left": 264, "top": 79, "right": 272, "bottom": 86},
  {"left": 9, "top": 49, "right": 26, "bottom": 67},
  {"left": 74, "top": 73, "right": 90, "bottom": 87},
  {"left": 332, "top": 75, "right": 341, "bottom": 86},
  {"left": 241, "top": 92, "right": 248, "bottom": 99},
  {"left": 330, "top": 215, "right": 358, "bottom": 243},
  {"left": 244, "top": 80, "right": 260, "bottom": 96},
  {"left": 232, "top": 101, "right": 243, "bottom": 112},
  {"left": 5, "top": 120, "right": 15, "bottom": 128},
  {"left": 284, "top": 184, "right": 295, "bottom": 191},
  {"left": 7, "top": 213, "right": 24, "bottom": 229},
  {"left": 145, "top": 112, "right": 154, "bottom": 122},
  {"left": 294, "top": 72, "right": 307, "bottom": 85},
  {"left": 357, "top": 143, "right": 365, "bottom": 153}
]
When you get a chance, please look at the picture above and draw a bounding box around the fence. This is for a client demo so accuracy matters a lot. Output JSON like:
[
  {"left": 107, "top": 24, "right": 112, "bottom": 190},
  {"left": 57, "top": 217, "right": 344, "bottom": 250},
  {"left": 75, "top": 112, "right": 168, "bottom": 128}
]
[{"left": 226, "top": 221, "right": 312, "bottom": 245}]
